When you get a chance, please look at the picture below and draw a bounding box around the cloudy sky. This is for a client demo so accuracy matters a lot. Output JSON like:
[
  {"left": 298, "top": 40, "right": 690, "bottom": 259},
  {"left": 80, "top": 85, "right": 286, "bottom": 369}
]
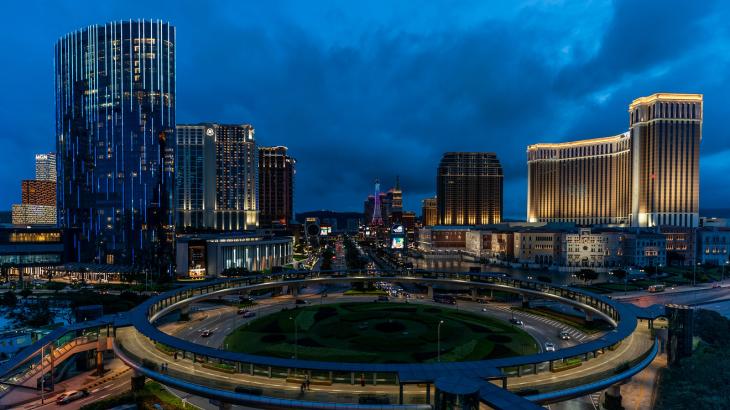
[{"left": 1, "top": 0, "right": 728, "bottom": 219}]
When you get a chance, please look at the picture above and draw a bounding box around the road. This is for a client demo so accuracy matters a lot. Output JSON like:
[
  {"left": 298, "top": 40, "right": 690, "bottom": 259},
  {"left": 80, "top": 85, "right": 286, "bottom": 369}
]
[{"left": 614, "top": 283, "right": 730, "bottom": 307}]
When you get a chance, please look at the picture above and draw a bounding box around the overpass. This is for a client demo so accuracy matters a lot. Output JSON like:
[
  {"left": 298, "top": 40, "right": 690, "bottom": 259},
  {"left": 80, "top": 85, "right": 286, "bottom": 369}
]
[{"left": 0, "top": 269, "right": 663, "bottom": 409}]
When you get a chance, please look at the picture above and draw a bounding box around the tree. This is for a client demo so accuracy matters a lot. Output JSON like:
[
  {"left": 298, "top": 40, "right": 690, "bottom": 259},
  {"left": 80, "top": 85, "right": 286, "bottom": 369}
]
[
  {"left": 576, "top": 268, "right": 598, "bottom": 284},
  {"left": 19, "top": 288, "right": 33, "bottom": 300},
  {"left": 0, "top": 291, "right": 17, "bottom": 307},
  {"left": 612, "top": 269, "right": 629, "bottom": 293}
]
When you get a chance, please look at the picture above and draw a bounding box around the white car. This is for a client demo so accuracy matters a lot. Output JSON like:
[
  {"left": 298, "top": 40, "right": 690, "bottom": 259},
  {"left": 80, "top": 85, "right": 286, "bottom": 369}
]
[
  {"left": 544, "top": 342, "right": 556, "bottom": 352},
  {"left": 56, "top": 390, "right": 89, "bottom": 405}
]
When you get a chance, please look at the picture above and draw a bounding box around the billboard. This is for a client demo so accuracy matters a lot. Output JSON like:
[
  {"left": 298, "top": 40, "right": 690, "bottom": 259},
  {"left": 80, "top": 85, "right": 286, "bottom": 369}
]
[
  {"left": 390, "top": 224, "right": 406, "bottom": 249},
  {"left": 391, "top": 237, "right": 405, "bottom": 249}
]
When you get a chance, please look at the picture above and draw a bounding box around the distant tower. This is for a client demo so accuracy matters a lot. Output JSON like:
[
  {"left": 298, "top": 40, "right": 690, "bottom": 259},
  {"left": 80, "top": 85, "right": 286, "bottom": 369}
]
[{"left": 371, "top": 179, "right": 384, "bottom": 226}]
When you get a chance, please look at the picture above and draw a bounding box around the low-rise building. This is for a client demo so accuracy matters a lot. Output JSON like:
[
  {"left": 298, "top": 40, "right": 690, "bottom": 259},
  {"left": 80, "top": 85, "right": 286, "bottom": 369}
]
[
  {"left": 514, "top": 231, "right": 562, "bottom": 268},
  {"left": 696, "top": 228, "right": 730, "bottom": 265},
  {"left": 561, "top": 228, "right": 608, "bottom": 271},
  {"left": 623, "top": 230, "right": 667, "bottom": 268},
  {"left": 660, "top": 227, "right": 696, "bottom": 266}
]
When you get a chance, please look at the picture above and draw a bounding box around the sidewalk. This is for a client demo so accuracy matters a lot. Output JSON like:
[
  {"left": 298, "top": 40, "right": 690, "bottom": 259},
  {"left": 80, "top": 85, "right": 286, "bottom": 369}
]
[{"left": 618, "top": 352, "right": 666, "bottom": 410}]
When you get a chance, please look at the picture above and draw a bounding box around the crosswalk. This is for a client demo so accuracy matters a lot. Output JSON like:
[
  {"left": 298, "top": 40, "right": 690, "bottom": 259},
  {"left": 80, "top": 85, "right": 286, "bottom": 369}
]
[
  {"left": 589, "top": 391, "right": 603, "bottom": 410},
  {"left": 490, "top": 305, "right": 590, "bottom": 342}
]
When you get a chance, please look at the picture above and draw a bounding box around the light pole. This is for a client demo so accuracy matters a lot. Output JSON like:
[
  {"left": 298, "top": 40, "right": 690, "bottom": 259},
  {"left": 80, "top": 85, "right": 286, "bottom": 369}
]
[
  {"left": 437, "top": 320, "right": 444, "bottom": 362},
  {"left": 693, "top": 262, "right": 700, "bottom": 286},
  {"left": 290, "top": 315, "right": 298, "bottom": 359},
  {"left": 723, "top": 260, "right": 728, "bottom": 283}
]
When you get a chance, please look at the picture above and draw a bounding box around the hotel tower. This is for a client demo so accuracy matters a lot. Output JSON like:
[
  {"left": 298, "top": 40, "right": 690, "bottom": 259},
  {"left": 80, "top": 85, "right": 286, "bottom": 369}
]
[{"left": 527, "top": 93, "right": 702, "bottom": 228}]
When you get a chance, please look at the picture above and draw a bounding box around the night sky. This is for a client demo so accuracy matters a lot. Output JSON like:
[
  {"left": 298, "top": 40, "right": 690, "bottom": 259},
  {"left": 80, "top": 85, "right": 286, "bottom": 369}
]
[{"left": 1, "top": 1, "right": 728, "bottom": 219}]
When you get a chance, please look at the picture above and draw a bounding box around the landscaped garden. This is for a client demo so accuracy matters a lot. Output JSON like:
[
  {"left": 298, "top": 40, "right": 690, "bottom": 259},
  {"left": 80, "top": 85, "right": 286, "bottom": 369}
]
[{"left": 224, "top": 302, "right": 538, "bottom": 363}]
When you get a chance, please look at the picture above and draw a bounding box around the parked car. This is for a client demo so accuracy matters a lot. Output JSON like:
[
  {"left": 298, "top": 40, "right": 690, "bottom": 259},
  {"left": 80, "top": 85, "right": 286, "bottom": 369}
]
[
  {"left": 57, "top": 389, "right": 89, "bottom": 405},
  {"left": 295, "top": 299, "right": 308, "bottom": 305},
  {"left": 544, "top": 342, "right": 556, "bottom": 352},
  {"left": 242, "top": 311, "right": 256, "bottom": 318}
]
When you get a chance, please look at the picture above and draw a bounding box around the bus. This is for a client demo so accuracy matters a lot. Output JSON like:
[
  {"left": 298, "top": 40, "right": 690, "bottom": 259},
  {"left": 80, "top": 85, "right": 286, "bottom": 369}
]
[
  {"left": 433, "top": 294, "right": 456, "bottom": 305},
  {"left": 647, "top": 284, "right": 665, "bottom": 293}
]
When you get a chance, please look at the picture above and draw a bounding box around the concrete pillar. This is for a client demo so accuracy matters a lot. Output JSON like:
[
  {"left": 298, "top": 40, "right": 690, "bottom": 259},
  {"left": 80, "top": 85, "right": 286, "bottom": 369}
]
[
  {"left": 291, "top": 286, "right": 299, "bottom": 297},
  {"left": 585, "top": 310, "right": 594, "bottom": 322},
  {"left": 470, "top": 288, "right": 477, "bottom": 301},
  {"left": 603, "top": 384, "right": 622, "bottom": 410},
  {"left": 131, "top": 370, "right": 146, "bottom": 392},
  {"left": 399, "top": 384, "right": 404, "bottom": 404},
  {"left": 521, "top": 294, "right": 530, "bottom": 308},
  {"left": 427, "top": 285, "right": 434, "bottom": 299},
  {"left": 426, "top": 384, "right": 431, "bottom": 404},
  {"left": 179, "top": 305, "right": 190, "bottom": 321},
  {"left": 217, "top": 402, "right": 232, "bottom": 410}
]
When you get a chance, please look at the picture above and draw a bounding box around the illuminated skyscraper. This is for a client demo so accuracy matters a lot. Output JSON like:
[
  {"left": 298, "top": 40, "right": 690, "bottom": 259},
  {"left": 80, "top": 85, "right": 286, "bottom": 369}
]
[
  {"left": 12, "top": 154, "right": 58, "bottom": 225},
  {"left": 629, "top": 93, "right": 702, "bottom": 228},
  {"left": 527, "top": 133, "right": 631, "bottom": 225},
  {"left": 437, "top": 152, "right": 503, "bottom": 225},
  {"left": 527, "top": 93, "right": 702, "bottom": 228},
  {"left": 421, "top": 197, "right": 437, "bottom": 227},
  {"left": 176, "top": 124, "right": 259, "bottom": 231},
  {"left": 371, "top": 179, "right": 384, "bottom": 226},
  {"left": 56, "top": 20, "right": 176, "bottom": 267},
  {"left": 35, "top": 153, "right": 56, "bottom": 182},
  {"left": 258, "top": 146, "right": 295, "bottom": 227}
]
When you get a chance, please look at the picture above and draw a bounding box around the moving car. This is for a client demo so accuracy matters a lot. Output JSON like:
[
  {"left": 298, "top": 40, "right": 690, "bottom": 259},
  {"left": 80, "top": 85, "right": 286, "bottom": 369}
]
[
  {"left": 559, "top": 331, "right": 571, "bottom": 340},
  {"left": 56, "top": 389, "right": 89, "bottom": 405},
  {"left": 201, "top": 330, "right": 213, "bottom": 337},
  {"left": 242, "top": 311, "right": 256, "bottom": 318},
  {"left": 544, "top": 342, "right": 556, "bottom": 352},
  {"left": 509, "top": 318, "right": 524, "bottom": 326},
  {"left": 295, "top": 299, "right": 309, "bottom": 305}
]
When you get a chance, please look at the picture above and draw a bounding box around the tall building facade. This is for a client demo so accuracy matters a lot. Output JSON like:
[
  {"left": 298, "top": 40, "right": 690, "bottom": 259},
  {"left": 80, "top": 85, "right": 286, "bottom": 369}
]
[
  {"left": 35, "top": 153, "right": 56, "bottom": 182},
  {"left": 629, "top": 93, "right": 702, "bottom": 228},
  {"left": 176, "top": 124, "right": 258, "bottom": 231},
  {"left": 527, "top": 93, "right": 702, "bottom": 228},
  {"left": 437, "top": 152, "right": 503, "bottom": 225},
  {"left": 527, "top": 133, "right": 631, "bottom": 225},
  {"left": 258, "top": 146, "right": 295, "bottom": 227},
  {"left": 422, "top": 197, "right": 437, "bottom": 226},
  {"left": 56, "top": 20, "right": 176, "bottom": 266}
]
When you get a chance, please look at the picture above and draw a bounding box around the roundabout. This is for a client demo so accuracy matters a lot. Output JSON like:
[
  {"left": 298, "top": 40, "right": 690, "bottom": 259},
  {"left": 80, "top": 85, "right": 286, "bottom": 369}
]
[
  {"left": 224, "top": 302, "right": 538, "bottom": 363},
  {"left": 108, "top": 269, "right": 660, "bottom": 409}
]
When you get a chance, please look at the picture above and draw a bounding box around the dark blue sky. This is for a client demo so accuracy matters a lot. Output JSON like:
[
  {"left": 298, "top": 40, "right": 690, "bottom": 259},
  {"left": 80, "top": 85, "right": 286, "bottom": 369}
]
[{"left": 2, "top": 0, "right": 729, "bottom": 219}]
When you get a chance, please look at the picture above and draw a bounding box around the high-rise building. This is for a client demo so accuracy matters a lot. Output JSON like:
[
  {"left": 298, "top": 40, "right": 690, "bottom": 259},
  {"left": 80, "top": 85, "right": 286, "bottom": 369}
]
[
  {"left": 258, "top": 146, "right": 295, "bottom": 227},
  {"left": 56, "top": 20, "right": 176, "bottom": 267},
  {"left": 629, "top": 93, "right": 702, "bottom": 228},
  {"left": 422, "top": 197, "right": 437, "bottom": 226},
  {"left": 437, "top": 152, "right": 503, "bottom": 225},
  {"left": 176, "top": 124, "right": 258, "bottom": 231},
  {"left": 387, "top": 176, "right": 403, "bottom": 224},
  {"left": 527, "top": 93, "right": 702, "bottom": 229},
  {"left": 34, "top": 153, "right": 56, "bottom": 182},
  {"left": 527, "top": 133, "right": 631, "bottom": 225},
  {"left": 21, "top": 180, "right": 56, "bottom": 206}
]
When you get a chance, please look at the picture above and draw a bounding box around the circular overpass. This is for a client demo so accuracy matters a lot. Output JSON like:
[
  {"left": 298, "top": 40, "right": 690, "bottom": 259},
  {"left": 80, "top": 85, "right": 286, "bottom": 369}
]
[{"left": 114, "top": 269, "right": 658, "bottom": 409}]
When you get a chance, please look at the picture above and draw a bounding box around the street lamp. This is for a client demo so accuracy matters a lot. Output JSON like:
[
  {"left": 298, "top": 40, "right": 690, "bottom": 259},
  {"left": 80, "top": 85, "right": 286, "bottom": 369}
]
[
  {"left": 723, "top": 260, "right": 729, "bottom": 283},
  {"left": 693, "top": 262, "right": 700, "bottom": 286},
  {"left": 437, "top": 320, "right": 444, "bottom": 362},
  {"left": 289, "top": 315, "right": 298, "bottom": 359}
]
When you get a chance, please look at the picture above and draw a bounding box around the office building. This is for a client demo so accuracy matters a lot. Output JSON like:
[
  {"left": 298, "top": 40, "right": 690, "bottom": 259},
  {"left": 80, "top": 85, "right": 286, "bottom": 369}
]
[
  {"left": 34, "top": 153, "right": 56, "bottom": 182},
  {"left": 56, "top": 20, "right": 176, "bottom": 266},
  {"left": 176, "top": 124, "right": 258, "bottom": 231},
  {"left": 437, "top": 152, "right": 503, "bottom": 225},
  {"left": 422, "top": 197, "right": 437, "bottom": 226},
  {"left": 629, "top": 93, "right": 702, "bottom": 228},
  {"left": 527, "top": 133, "right": 631, "bottom": 225},
  {"left": 258, "top": 146, "right": 295, "bottom": 227},
  {"left": 696, "top": 228, "right": 730, "bottom": 265}
]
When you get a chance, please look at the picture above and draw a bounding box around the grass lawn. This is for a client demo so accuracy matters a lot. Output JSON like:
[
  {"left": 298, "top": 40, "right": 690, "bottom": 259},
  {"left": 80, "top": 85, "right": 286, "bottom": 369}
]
[
  {"left": 224, "top": 302, "right": 538, "bottom": 363},
  {"left": 80, "top": 381, "right": 186, "bottom": 410}
]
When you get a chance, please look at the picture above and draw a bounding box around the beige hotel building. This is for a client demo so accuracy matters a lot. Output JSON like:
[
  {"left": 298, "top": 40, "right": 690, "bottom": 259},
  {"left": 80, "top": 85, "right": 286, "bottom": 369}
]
[{"left": 527, "top": 93, "right": 702, "bottom": 228}]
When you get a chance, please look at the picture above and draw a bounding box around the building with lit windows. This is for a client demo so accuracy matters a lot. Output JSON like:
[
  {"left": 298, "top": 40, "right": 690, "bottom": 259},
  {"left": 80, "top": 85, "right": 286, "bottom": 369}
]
[
  {"left": 527, "top": 93, "right": 702, "bottom": 229},
  {"left": 696, "top": 227, "right": 730, "bottom": 265},
  {"left": 34, "top": 153, "right": 56, "bottom": 182},
  {"left": 258, "top": 146, "right": 295, "bottom": 227},
  {"left": 176, "top": 124, "right": 259, "bottom": 231},
  {"left": 437, "top": 152, "right": 503, "bottom": 225},
  {"left": 56, "top": 20, "right": 176, "bottom": 267},
  {"left": 0, "top": 227, "right": 69, "bottom": 280},
  {"left": 11, "top": 155, "right": 58, "bottom": 225},
  {"left": 629, "top": 93, "right": 702, "bottom": 228},
  {"left": 527, "top": 133, "right": 631, "bottom": 225},
  {"left": 422, "top": 197, "right": 437, "bottom": 227}
]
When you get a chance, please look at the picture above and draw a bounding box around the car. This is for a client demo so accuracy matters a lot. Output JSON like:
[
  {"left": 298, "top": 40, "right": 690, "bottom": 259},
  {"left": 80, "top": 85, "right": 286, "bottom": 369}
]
[
  {"left": 509, "top": 318, "right": 524, "bottom": 326},
  {"left": 377, "top": 295, "right": 389, "bottom": 302},
  {"left": 201, "top": 330, "right": 212, "bottom": 337},
  {"left": 237, "top": 308, "right": 248, "bottom": 315},
  {"left": 295, "top": 299, "right": 308, "bottom": 305},
  {"left": 559, "top": 331, "right": 571, "bottom": 340},
  {"left": 544, "top": 342, "right": 556, "bottom": 352},
  {"left": 712, "top": 284, "right": 722, "bottom": 289},
  {"left": 482, "top": 307, "right": 489, "bottom": 312},
  {"left": 242, "top": 311, "right": 256, "bottom": 318},
  {"left": 56, "top": 389, "right": 89, "bottom": 404}
]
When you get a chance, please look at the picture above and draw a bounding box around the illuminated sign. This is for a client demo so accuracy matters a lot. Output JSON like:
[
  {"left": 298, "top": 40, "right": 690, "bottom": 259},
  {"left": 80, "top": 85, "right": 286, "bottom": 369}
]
[
  {"left": 391, "top": 224, "right": 404, "bottom": 234},
  {"left": 391, "top": 237, "right": 405, "bottom": 249},
  {"left": 320, "top": 226, "right": 332, "bottom": 236}
]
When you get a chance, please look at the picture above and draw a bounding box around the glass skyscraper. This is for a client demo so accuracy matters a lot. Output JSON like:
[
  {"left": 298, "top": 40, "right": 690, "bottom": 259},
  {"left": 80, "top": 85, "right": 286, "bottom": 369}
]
[
  {"left": 437, "top": 152, "right": 503, "bottom": 225},
  {"left": 55, "top": 20, "right": 176, "bottom": 269}
]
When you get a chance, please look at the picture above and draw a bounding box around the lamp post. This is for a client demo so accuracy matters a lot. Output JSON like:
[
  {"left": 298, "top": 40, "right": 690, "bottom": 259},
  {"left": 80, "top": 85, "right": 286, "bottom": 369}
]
[
  {"left": 437, "top": 320, "right": 444, "bottom": 362},
  {"left": 693, "top": 262, "right": 700, "bottom": 286},
  {"left": 290, "top": 315, "right": 298, "bottom": 359}
]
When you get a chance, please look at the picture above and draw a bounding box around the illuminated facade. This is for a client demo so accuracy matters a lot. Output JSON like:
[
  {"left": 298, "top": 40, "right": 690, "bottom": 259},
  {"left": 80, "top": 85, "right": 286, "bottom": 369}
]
[
  {"left": 56, "top": 20, "right": 176, "bottom": 266},
  {"left": 629, "top": 93, "right": 702, "bottom": 228},
  {"left": 176, "top": 124, "right": 258, "bottom": 231},
  {"left": 35, "top": 153, "right": 56, "bottom": 182},
  {"left": 21, "top": 180, "right": 56, "bottom": 206},
  {"left": 527, "top": 93, "right": 702, "bottom": 228},
  {"left": 421, "top": 197, "right": 437, "bottom": 227},
  {"left": 527, "top": 133, "right": 631, "bottom": 225},
  {"left": 437, "top": 152, "right": 503, "bottom": 225},
  {"left": 258, "top": 146, "right": 295, "bottom": 227},
  {"left": 11, "top": 205, "right": 56, "bottom": 225}
]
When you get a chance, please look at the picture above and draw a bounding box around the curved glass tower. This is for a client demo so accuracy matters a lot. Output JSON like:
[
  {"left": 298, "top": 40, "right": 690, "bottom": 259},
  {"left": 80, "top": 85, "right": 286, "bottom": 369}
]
[{"left": 55, "top": 20, "right": 176, "bottom": 272}]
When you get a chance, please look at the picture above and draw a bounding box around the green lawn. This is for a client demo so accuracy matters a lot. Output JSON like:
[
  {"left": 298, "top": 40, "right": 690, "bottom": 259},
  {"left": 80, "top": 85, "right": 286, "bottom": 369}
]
[{"left": 224, "top": 302, "right": 538, "bottom": 363}]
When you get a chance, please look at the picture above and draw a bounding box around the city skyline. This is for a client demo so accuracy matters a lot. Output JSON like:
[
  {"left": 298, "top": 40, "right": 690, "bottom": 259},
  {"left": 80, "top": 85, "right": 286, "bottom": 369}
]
[{"left": 1, "top": 1, "right": 730, "bottom": 218}]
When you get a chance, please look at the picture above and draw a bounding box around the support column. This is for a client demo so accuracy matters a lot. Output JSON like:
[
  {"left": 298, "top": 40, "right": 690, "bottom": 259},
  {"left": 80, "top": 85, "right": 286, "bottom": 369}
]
[
  {"left": 521, "top": 294, "right": 530, "bottom": 308},
  {"left": 427, "top": 285, "right": 434, "bottom": 299},
  {"left": 426, "top": 384, "right": 431, "bottom": 404},
  {"left": 180, "top": 305, "right": 191, "bottom": 321},
  {"left": 585, "top": 310, "right": 594, "bottom": 322},
  {"left": 131, "top": 370, "right": 146, "bottom": 392},
  {"left": 603, "top": 384, "right": 622, "bottom": 410},
  {"left": 399, "top": 384, "right": 404, "bottom": 404}
]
